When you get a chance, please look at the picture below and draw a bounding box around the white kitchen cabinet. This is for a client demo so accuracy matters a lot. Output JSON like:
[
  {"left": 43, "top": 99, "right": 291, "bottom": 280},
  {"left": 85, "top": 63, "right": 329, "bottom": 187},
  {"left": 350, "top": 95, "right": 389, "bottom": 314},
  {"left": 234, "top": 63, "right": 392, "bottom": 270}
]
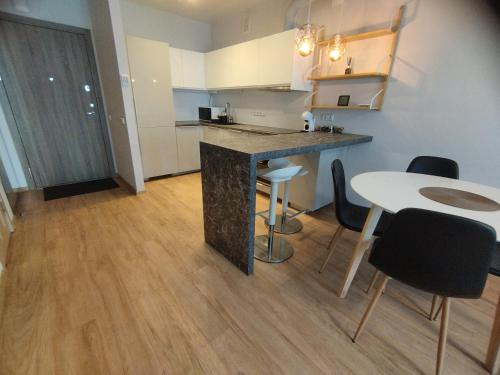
[
  {"left": 169, "top": 47, "right": 183, "bottom": 88},
  {"left": 206, "top": 40, "right": 259, "bottom": 89},
  {"left": 258, "top": 29, "right": 312, "bottom": 91},
  {"left": 205, "top": 29, "right": 312, "bottom": 91},
  {"left": 138, "top": 127, "right": 178, "bottom": 179},
  {"left": 126, "top": 36, "right": 176, "bottom": 128},
  {"left": 176, "top": 126, "right": 202, "bottom": 172},
  {"left": 170, "top": 48, "right": 206, "bottom": 90}
]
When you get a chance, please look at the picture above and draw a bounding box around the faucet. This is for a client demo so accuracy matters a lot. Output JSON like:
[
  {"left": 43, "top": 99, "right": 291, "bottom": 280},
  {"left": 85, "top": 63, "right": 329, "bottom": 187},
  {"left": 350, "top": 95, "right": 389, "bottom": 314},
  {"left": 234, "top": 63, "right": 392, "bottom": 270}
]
[{"left": 225, "top": 102, "right": 231, "bottom": 123}]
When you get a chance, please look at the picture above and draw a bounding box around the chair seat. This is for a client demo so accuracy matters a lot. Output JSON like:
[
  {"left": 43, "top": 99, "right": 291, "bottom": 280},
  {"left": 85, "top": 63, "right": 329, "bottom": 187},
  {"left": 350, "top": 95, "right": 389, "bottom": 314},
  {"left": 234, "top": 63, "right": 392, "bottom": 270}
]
[
  {"left": 490, "top": 243, "right": 500, "bottom": 277},
  {"left": 339, "top": 202, "right": 393, "bottom": 236}
]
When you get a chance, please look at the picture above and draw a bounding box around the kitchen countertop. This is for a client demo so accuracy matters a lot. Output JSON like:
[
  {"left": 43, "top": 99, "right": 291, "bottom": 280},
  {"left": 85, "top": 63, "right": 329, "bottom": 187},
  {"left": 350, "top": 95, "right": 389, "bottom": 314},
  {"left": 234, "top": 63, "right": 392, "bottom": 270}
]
[
  {"left": 175, "top": 121, "right": 301, "bottom": 135},
  {"left": 201, "top": 131, "right": 372, "bottom": 160}
]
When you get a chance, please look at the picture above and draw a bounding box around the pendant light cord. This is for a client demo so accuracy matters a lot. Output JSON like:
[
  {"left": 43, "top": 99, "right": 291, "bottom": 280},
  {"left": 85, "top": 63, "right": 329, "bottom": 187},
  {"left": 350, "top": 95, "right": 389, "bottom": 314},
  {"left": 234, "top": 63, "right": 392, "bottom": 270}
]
[{"left": 307, "top": 0, "right": 312, "bottom": 24}]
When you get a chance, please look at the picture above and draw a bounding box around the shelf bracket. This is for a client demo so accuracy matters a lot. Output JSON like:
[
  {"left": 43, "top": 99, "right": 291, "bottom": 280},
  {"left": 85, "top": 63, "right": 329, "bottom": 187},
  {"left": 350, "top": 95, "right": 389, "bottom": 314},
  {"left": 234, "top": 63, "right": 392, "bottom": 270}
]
[{"left": 370, "top": 88, "right": 384, "bottom": 109}]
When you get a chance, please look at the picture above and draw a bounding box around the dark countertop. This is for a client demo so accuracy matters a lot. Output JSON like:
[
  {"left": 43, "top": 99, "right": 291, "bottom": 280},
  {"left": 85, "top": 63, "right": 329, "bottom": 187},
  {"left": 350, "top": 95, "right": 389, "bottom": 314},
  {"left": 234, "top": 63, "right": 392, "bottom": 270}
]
[
  {"left": 175, "top": 121, "right": 301, "bottom": 135},
  {"left": 201, "top": 131, "right": 373, "bottom": 160}
]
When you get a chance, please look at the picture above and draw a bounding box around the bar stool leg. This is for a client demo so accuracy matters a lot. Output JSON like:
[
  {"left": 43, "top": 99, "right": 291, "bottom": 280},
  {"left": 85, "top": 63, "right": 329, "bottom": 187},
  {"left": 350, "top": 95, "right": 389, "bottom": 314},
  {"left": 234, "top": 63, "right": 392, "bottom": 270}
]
[
  {"left": 269, "top": 181, "right": 304, "bottom": 234},
  {"left": 255, "top": 181, "right": 294, "bottom": 263}
]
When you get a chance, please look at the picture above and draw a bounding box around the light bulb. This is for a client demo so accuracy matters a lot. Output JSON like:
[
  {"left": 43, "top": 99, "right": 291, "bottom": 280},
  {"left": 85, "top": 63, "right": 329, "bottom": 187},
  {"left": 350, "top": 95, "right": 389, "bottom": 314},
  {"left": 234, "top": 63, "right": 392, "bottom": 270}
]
[
  {"left": 329, "top": 47, "right": 342, "bottom": 61},
  {"left": 328, "top": 34, "right": 346, "bottom": 62},
  {"left": 298, "top": 37, "right": 314, "bottom": 57},
  {"left": 296, "top": 24, "right": 317, "bottom": 57}
]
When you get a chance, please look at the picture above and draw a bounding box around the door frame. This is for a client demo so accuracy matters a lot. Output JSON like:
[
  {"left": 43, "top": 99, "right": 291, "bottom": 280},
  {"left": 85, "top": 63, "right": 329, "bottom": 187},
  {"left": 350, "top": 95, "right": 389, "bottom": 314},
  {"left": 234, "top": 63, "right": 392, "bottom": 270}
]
[{"left": 0, "top": 11, "right": 115, "bottom": 188}]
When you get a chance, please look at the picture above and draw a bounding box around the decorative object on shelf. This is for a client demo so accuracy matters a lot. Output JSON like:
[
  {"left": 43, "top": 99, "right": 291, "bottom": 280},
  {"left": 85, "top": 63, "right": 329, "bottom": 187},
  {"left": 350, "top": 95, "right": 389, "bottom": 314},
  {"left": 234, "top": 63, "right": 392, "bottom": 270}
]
[
  {"left": 328, "top": 34, "right": 346, "bottom": 62},
  {"left": 295, "top": 0, "right": 317, "bottom": 57},
  {"left": 345, "top": 57, "right": 353, "bottom": 74},
  {"left": 301, "top": 111, "right": 316, "bottom": 132},
  {"left": 337, "top": 95, "right": 350, "bottom": 106}
]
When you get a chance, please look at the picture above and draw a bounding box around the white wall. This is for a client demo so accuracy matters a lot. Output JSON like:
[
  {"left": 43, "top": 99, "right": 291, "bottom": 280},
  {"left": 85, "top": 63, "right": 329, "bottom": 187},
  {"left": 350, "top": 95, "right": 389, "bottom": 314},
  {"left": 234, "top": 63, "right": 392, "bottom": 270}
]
[
  {"left": 88, "top": 0, "right": 145, "bottom": 192},
  {"left": 0, "top": 0, "right": 91, "bottom": 28},
  {"left": 211, "top": 0, "right": 500, "bottom": 204},
  {"left": 0, "top": 104, "right": 27, "bottom": 189},
  {"left": 120, "top": 0, "right": 212, "bottom": 52}
]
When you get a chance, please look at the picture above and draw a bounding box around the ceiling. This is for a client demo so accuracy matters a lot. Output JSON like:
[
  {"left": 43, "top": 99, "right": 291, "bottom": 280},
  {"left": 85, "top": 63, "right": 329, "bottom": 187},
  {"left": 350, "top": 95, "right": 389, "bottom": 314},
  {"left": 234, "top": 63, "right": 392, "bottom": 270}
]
[{"left": 128, "top": 0, "right": 271, "bottom": 22}]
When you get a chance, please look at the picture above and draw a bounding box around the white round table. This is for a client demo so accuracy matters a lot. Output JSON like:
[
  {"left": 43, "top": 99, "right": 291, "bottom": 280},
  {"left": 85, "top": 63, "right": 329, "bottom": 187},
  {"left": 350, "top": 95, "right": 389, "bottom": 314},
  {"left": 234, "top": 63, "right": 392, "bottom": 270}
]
[{"left": 341, "top": 171, "right": 500, "bottom": 373}]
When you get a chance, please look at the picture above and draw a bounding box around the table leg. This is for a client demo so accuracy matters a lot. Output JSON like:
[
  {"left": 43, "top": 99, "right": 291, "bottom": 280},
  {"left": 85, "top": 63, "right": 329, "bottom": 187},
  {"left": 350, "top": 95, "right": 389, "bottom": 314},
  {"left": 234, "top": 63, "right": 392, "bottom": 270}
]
[
  {"left": 486, "top": 294, "right": 500, "bottom": 374},
  {"left": 339, "top": 204, "right": 383, "bottom": 298}
]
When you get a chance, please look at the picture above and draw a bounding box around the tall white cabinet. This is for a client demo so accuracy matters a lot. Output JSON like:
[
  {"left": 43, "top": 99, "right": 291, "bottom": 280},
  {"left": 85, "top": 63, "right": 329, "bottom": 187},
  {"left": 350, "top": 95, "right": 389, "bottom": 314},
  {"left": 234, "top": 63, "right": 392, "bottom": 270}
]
[{"left": 126, "top": 36, "right": 178, "bottom": 178}]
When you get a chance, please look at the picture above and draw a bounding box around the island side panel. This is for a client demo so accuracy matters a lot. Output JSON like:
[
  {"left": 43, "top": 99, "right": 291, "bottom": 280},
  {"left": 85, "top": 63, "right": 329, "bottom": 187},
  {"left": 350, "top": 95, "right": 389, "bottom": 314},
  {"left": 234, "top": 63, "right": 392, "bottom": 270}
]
[{"left": 200, "top": 142, "right": 257, "bottom": 275}]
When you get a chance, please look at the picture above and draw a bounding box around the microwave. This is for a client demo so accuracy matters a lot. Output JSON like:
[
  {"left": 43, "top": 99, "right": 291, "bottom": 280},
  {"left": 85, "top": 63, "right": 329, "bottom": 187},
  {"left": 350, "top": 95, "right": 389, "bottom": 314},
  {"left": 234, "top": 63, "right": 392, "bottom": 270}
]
[{"left": 199, "top": 107, "right": 223, "bottom": 122}]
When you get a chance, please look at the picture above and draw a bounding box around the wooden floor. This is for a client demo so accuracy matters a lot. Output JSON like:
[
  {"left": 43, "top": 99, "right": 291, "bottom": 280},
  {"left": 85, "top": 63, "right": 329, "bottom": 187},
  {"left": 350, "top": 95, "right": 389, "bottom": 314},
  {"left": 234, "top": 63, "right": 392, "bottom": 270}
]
[{"left": 0, "top": 173, "right": 498, "bottom": 374}]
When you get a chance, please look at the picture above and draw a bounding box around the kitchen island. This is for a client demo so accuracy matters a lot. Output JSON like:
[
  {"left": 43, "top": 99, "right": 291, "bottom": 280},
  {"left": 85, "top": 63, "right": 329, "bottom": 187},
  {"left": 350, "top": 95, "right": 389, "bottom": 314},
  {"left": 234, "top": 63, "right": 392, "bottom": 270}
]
[{"left": 200, "top": 130, "right": 372, "bottom": 274}]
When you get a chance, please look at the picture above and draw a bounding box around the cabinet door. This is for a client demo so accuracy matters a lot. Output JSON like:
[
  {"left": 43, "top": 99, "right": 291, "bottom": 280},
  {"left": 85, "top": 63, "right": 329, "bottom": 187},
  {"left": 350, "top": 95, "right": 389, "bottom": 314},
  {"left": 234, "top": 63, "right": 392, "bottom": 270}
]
[
  {"left": 169, "top": 47, "right": 183, "bottom": 88},
  {"left": 176, "top": 126, "right": 202, "bottom": 172},
  {"left": 202, "top": 126, "right": 221, "bottom": 142},
  {"left": 206, "top": 47, "right": 234, "bottom": 89},
  {"left": 127, "top": 36, "right": 175, "bottom": 127},
  {"left": 182, "top": 50, "right": 205, "bottom": 90},
  {"left": 138, "top": 127, "right": 178, "bottom": 178},
  {"left": 258, "top": 30, "right": 295, "bottom": 86},
  {"left": 229, "top": 40, "right": 260, "bottom": 87}
]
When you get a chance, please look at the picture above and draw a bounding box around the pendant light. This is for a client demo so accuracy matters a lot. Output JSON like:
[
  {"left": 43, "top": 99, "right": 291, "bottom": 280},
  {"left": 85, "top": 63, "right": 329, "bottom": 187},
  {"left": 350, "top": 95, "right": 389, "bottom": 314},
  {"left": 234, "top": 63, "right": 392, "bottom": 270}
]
[
  {"left": 328, "top": 34, "right": 345, "bottom": 61},
  {"left": 296, "top": 0, "right": 317, "bottom": 57},
  {"left": 328, "top": 0, "right": 346, "bottom": 62}
]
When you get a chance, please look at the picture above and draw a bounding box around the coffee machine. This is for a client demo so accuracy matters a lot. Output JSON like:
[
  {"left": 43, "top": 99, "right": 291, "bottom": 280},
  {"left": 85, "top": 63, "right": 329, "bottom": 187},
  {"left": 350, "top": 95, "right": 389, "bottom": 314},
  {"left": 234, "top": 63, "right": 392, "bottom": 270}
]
[{"left": 302, "top": 111, "right": 315, "bottom": 132}]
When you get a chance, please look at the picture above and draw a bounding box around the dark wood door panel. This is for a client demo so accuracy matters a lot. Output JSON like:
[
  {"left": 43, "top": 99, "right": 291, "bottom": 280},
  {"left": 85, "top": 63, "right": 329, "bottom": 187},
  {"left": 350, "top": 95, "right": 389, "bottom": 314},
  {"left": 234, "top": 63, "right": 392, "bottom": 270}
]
[{"left": 0, "top": 19, "right": 112, "bottom": 187}]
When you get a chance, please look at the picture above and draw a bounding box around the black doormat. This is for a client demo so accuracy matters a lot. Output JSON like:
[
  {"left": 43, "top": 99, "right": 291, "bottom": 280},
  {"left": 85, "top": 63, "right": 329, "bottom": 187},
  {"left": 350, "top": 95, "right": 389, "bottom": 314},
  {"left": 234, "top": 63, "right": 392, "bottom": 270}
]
[{"left": 43, "top": 178, "right": 119, "bottom": 201}]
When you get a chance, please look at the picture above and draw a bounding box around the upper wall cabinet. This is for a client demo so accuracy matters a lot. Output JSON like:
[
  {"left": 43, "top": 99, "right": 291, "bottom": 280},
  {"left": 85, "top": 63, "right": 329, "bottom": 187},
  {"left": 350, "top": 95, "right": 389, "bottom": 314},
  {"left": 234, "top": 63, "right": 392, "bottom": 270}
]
[
  {"left": 258, "top": 29, "right": 313, "bottom": 91},
  {"left": 205, "top": 40, "right": 260, "bottom": 89},
  {"left": 205, "top": 29, "right": 313, "bottom": 91},
  {"left": 170, "top": 48, "right": 206, "bottom": 90}
]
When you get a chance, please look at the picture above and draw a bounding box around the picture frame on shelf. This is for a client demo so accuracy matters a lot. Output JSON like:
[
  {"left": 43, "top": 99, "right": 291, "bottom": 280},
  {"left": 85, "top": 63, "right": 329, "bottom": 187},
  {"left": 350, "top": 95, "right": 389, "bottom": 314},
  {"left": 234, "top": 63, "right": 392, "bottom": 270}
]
[{"left": 338, "top": 95, "right": 350, "bottom": 106}]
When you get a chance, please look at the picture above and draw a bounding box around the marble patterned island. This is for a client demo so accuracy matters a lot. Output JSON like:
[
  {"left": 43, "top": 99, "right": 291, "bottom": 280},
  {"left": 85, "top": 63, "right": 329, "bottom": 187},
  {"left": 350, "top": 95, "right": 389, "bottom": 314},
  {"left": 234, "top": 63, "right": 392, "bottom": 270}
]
[{"left": 200, "top": 128, "right": 372, "bottom": 274}]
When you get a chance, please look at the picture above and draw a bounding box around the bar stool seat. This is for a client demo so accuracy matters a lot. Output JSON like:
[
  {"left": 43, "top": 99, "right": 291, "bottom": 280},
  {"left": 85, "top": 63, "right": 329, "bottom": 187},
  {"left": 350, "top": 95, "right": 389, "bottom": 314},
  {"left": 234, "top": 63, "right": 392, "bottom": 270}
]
[
  {"left": 260, "top": 158, "right": 308, "bottom": 234},
  {"left": 255, "top": 162, "right": 304, "bottom": 263}
]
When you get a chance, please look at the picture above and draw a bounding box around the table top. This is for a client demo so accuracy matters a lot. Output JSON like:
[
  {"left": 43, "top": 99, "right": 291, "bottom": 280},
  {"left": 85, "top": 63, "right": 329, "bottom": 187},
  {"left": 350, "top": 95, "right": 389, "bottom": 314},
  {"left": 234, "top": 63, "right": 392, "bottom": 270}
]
[
  {"left": 201, "top": 132, "right": 372, "bottom": 160},
  {"left": 351, "top": 171, "right": 500, "bottom": 240}
]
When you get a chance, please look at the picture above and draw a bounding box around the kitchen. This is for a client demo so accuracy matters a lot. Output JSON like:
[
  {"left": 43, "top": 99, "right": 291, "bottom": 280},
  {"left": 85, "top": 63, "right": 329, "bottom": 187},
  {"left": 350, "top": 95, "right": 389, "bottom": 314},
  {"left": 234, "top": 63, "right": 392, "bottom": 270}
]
[{"left": 0, "top": 0, "right": 499, "bottom": 374}]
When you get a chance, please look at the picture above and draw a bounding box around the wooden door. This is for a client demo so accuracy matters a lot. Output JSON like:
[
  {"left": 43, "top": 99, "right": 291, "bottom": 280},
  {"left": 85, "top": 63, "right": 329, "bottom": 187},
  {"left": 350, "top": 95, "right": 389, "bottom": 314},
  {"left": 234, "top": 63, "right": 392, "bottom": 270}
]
[{"left": 0, "top": 17, "right": 113, "bottom": 188}]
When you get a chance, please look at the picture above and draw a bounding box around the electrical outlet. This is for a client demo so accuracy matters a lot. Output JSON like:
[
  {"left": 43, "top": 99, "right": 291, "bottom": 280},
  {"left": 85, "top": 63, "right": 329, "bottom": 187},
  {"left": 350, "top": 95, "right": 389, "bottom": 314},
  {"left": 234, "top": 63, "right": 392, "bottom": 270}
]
[{"left": 252, "top": 111, "right": 265, "bottom": 117}]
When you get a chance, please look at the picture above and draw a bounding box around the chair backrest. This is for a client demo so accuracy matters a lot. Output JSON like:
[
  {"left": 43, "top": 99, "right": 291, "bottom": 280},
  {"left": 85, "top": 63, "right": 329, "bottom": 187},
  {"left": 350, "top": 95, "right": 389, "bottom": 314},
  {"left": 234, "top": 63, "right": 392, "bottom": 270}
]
[
  {"left": 369, "top": 208, "right": 496, "bottom": 298},
  {"left": 406, "top": 156, "right": 459, "bottom": 179},
  {"left": 331, "top": 159, "right": 350, "bottom": 227},
  {"left": 490, "top": 243, "right": 500, "bottom": 277}
]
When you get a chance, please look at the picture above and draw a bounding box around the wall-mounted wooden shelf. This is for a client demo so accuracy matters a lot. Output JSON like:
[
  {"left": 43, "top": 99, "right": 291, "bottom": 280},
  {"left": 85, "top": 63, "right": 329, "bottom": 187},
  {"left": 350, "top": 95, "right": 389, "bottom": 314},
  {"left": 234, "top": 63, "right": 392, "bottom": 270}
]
[
  {"left": 308, "top": 5, "right": 405, "bottom": 112},
  {"left": 308, "top": 72, "right": 388, "bottom": 81},
  {"left": 311, "top": 105, "right": 379, "bottom": 111},
  {"left": 318, "top": 28, "right": 395, "bottom": 46}
]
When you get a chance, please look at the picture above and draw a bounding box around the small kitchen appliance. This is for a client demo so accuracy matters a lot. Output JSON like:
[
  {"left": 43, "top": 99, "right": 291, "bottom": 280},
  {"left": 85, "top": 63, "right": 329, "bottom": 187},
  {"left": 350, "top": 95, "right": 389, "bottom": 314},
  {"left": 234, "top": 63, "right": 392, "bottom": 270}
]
[
  {"left": 302, "top": 111, "right": 315, "bottom": 132},
  {"left": 198, "top": 107, "right": 224, "bottom": 122}
]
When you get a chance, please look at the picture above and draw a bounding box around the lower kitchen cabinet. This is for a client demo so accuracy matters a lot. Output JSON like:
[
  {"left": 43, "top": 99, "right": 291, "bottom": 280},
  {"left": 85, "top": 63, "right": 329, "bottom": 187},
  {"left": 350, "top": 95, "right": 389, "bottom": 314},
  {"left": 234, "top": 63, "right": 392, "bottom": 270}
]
[
  {"left": 138, "top": 126, "right": 179, "bottom": 179},
  {"left": 176, "top": 126, "right": 203, "bottom": 172}
]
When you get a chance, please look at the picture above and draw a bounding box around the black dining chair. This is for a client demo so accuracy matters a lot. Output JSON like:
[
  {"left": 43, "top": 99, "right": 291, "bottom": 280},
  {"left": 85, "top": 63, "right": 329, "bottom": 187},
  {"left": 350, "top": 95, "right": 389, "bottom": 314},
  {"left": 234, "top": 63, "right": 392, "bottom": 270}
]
[
  {"left": 367, "top": 155, "right": 460, "bottom": 295},
  {"left": 406, "top": 156, "right": 459, "bottom": 179},
  {"left": 352, "top": 208, "right": 496, "bottom": 375},
  {"left": 431, "top": 242, "right": 500, "bottom": 320},
  {"left": 318, "top": 159, "right": 394, "bottom": 273}
]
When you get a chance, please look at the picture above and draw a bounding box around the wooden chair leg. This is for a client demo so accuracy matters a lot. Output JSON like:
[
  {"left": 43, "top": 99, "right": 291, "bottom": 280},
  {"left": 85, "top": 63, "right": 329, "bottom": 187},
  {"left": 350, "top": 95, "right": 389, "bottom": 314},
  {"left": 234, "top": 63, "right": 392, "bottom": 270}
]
[
  {"left": 433, "top": 298, "right": 444, "bottom": 321},
  {"left": 430, "top": 295, "right": 439, "bottom": 320},
  {"left": 353, "top": 274, "right": 390, "bottom": 342},
  {"left": 366, "top": 270, "right": 380, "bottom": 294},
  {"left": 319, "top": 226, "right": 345, "bottom": 273},
  {"left": 436, "top": 297, "right": 451, "bottom": 375}
]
